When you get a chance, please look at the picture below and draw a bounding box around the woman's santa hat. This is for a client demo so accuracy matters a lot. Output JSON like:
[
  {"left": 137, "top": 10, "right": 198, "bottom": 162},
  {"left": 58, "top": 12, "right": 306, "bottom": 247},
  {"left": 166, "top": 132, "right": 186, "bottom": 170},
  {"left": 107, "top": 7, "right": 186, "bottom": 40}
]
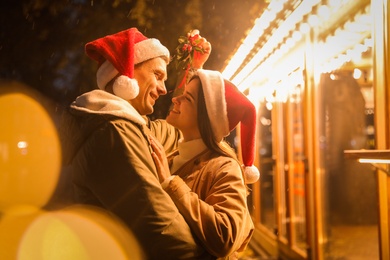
[
  {"left": 85, "top": 28, "right": 170, "bottom": 100},
  {"left": 197, "top": 69, "right": 260, "bottom": 184}
]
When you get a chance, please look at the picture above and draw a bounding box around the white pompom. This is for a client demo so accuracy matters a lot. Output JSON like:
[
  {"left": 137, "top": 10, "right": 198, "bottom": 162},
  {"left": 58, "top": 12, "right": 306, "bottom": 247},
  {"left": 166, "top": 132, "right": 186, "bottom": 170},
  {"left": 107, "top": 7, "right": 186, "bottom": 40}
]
[
  {"left": 244, "top": 165, "right": 260, "bottom": 184},
  {"left": 113, "top": 75, "right": 140, "bottom": 100}
]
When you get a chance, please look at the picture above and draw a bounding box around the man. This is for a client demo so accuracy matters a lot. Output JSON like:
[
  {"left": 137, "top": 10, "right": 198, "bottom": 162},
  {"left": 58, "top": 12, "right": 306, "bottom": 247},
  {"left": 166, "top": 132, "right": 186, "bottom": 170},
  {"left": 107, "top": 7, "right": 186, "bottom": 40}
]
[{"left": 61, "top": 28, "right": 212, "bottom": 259}]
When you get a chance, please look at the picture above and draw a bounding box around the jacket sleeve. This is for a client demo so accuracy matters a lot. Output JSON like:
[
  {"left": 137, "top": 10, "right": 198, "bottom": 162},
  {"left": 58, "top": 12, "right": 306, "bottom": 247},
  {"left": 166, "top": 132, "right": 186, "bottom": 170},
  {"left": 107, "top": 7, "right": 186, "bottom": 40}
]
[
  {"left": 71, "top": 120, "right": 212, "bottom": 260},
  {"left": 147, "top": 118, "right": 182, "bottom": 153},
  {"left": 163, "top": 158, "right": 254, "bottom": 258}
]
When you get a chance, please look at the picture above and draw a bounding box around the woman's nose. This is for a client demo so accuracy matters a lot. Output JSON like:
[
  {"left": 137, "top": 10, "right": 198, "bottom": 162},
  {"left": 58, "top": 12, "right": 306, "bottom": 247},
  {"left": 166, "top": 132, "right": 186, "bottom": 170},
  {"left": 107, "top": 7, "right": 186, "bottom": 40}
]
[{"left": 172, "top": 96, "right": 179, "bottom": 104}]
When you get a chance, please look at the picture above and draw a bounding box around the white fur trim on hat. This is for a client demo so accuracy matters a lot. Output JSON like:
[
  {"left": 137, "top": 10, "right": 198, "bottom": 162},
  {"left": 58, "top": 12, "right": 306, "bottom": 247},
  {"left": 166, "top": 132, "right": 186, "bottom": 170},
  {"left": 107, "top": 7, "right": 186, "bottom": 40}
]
[
  {"left": 113, "top": 75, "right": 140, "bottom": 101},
  {"left": 196, "top": 69, "right": 229, "bottom": 142},
  {"left": 134, "top": 38, "right": 170, "bottom": 64},
  {"left": 96, "top": 61, "right": 139, "bottom": 101},
  {"left": 244, "top": 165, "right": 260, "bottom": 184},
  {"left": 97, "top": 60, "right": 119, "bottom": 90}
]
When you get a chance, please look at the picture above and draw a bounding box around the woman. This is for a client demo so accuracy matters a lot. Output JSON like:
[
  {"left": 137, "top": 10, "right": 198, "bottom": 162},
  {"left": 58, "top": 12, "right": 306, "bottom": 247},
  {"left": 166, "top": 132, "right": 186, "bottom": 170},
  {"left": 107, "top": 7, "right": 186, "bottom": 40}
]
[{"left": 150, "top": 69, "right": 260, "bottom": 259}]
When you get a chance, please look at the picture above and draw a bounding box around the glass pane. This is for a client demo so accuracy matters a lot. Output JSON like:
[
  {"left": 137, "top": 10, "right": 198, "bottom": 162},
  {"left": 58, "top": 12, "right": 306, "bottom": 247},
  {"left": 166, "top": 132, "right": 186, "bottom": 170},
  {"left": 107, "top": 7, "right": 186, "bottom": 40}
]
[
  {"left": 258, "top": 102, "right": 276, "bottom": 232},
  {"left": 289, "top": 82, "right": 307, "bottom": 250},
  {"left": 318, "top": 5, "right": 379, "bottom": 259}
]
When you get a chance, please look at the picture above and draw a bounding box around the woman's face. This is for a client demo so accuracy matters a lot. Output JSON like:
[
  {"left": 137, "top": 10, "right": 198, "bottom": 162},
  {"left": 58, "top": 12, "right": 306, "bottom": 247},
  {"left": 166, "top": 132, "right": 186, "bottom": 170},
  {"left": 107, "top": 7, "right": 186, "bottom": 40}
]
[{"left": 166, "top": 78, "right": 201, "bottom": 141}]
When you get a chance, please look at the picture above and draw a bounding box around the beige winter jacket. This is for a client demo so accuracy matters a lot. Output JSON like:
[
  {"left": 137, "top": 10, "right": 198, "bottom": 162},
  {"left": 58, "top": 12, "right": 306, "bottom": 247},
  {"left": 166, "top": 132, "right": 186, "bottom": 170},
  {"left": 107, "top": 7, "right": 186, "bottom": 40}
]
[{"left": 164, "top": 149, "right": 254, "bottom": 259}]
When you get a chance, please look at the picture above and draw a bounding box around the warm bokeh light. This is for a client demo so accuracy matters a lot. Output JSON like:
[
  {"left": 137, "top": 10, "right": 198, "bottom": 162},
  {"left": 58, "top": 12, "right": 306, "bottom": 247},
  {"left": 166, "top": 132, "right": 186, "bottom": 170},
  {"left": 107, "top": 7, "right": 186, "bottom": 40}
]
[
  {"left": 17, "top": 205, "right": 144, "bottom": 260},
  {"left": 0, "top": 205, "right": 45, "bottom": 260},
  {"left": 0, "top": 81, "right": 144, "bottom": 259},
  {"left": 0, "top": 81, "right": 61, "bottom": 209}
]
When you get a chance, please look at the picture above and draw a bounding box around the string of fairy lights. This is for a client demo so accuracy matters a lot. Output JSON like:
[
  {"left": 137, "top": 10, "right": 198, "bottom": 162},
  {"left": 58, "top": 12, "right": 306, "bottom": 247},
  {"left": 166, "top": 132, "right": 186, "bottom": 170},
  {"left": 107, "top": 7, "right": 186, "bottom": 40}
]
[{"left": 222, "top": 0, "right": 372, "bottom": 98}]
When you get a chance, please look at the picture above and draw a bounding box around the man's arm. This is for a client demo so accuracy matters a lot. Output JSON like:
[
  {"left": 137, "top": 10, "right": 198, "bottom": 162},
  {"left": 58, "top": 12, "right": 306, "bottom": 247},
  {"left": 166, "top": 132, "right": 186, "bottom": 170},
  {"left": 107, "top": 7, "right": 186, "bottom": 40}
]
[{"left": 72, "top": 120, "right": 211, "bottom": 259}]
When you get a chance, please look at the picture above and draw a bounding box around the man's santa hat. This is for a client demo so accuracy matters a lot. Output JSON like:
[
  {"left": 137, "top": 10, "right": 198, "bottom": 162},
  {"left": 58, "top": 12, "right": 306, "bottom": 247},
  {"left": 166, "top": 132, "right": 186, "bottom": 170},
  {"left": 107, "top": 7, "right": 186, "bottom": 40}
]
[
  {"left": 196, "top": 69, "right": 260, "bottom": 184},
  {"left": 85, "top": 28, "right": 170, "bottom": 100}
]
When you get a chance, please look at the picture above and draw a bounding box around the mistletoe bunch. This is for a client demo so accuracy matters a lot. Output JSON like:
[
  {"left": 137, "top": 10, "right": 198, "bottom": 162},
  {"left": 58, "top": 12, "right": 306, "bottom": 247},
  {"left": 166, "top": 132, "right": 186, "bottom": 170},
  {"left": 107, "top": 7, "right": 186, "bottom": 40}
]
[{"left": 174, "top": 31, "right": 205, "bottom": 70}]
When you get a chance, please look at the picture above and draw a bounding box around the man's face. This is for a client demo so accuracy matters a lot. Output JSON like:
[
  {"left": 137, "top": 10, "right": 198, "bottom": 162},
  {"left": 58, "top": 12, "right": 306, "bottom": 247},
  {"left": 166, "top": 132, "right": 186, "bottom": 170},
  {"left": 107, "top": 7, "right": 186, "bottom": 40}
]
[{"left": 130, "top": 57, "right": 168, "bottom": 115}]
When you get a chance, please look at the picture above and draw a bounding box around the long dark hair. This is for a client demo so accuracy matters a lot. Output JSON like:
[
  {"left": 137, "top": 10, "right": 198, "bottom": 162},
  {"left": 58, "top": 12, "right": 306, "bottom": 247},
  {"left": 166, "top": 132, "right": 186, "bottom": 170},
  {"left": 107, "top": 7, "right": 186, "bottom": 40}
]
[{"left": 194, "top": 76, "right": 238, "bottom": 161}]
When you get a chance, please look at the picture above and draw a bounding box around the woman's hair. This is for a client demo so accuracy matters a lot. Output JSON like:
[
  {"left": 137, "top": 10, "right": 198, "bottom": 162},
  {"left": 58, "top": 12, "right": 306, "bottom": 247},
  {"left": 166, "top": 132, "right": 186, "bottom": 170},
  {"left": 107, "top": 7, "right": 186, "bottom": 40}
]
[
  {"left": 193, "top": 76, "right": 238, "bottom": 161},
  {"left": 192, "top": 76, "right": 251, "bottom": 190}
]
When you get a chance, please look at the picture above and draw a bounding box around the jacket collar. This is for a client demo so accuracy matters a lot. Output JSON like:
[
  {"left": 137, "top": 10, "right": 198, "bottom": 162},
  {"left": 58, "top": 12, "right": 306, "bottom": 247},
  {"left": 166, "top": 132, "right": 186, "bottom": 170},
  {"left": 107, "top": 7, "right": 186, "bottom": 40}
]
[{"left": 170, "top": 139, "right": 206, "bottom": 173}]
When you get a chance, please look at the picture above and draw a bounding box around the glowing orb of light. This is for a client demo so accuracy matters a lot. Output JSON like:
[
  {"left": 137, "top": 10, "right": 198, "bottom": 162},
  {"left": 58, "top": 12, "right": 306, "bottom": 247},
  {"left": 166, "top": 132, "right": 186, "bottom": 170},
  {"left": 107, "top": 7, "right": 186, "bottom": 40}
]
[
  {"left": 0, "top": 205, "right": 45, "bottom": 259},
  {"left": 0, "top": 81, "right": 61, "bottom": 210},
  {"left": 18, "top": 205, "right": 144, "bottom": 260}
]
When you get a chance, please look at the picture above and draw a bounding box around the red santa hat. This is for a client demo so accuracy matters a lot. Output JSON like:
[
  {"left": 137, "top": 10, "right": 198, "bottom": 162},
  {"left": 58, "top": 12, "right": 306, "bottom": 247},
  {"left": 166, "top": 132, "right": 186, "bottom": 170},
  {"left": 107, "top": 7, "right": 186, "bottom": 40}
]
[
  {"left": 197, "top": 69, "right": 260, "bottom": 184},
  {"left": 85, "top": 28, "right": 170, "bottom": 100}
]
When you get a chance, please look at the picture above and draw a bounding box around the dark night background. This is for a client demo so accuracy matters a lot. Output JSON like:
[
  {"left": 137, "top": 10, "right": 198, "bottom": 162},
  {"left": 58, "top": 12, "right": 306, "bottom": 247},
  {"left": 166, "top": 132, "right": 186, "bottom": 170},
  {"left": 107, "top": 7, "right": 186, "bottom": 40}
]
[{"left": 0, "top": 0, "right": 266, "bottom": 119}]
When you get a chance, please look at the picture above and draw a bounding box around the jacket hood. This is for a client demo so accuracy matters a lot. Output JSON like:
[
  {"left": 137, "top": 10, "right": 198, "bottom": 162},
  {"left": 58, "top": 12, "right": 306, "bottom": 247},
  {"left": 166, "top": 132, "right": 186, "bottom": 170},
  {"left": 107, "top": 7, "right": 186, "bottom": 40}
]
[
  {"left": 70, "top": 89, "right": 146, "bottom": 125},
  {"left": 61, "top": 89, "right": 146, "bottom": 165}
]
